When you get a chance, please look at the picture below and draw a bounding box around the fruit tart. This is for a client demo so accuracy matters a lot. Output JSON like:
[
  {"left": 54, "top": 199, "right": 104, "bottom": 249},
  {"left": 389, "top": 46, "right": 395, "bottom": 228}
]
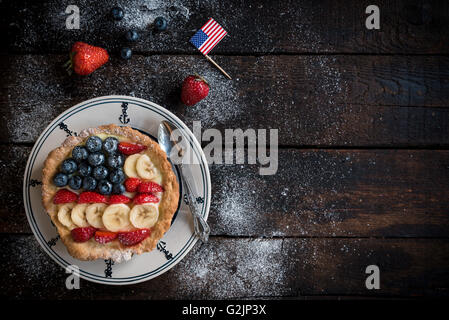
[{"left": 42, "top": 124, "right": 179, "bottom": 262}]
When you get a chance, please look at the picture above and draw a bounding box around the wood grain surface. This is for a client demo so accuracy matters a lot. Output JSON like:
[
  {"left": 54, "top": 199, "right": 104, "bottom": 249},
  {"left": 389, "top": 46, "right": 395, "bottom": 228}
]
[
  {"left": 1, "top": 55, "right": 448, "bottom": 146},
  {"left": 3, "top": 0, "right": 449, "bottom": 54},
  {"left": 1, "top": 0, "right": 448, "bottom": 299}
]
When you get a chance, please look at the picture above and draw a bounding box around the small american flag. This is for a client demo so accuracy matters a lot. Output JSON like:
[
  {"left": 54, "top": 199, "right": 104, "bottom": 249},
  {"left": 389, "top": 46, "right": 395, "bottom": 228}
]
[{"left": 190, "top": 18, "right": 227, "bottom": 55}]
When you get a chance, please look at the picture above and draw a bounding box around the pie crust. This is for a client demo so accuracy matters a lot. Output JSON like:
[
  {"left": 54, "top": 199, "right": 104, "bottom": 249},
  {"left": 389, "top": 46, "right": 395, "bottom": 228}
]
[{"left": 42, "top": 124, "right": 179, "bottom": 262}]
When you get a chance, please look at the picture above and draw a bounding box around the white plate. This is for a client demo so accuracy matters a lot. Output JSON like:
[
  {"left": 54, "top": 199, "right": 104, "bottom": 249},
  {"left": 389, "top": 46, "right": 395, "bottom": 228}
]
[{"left": 23, "top": 96, "right": 211, "bottom": 285}]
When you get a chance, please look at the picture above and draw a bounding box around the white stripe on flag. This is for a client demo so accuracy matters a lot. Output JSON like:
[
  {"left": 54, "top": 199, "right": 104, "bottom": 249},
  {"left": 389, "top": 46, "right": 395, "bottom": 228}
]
[
  {"left": 203, "top": 21, "right": 218, "bottom": 35},
  {"left": 199, "top": 23, "right": 224, "bottom": 52},
  {"left": 201, "top": 18, "right": 214, "bottom": 32},
  {"left": 202, "top": 29, "right": 227, "bottom": 54}
]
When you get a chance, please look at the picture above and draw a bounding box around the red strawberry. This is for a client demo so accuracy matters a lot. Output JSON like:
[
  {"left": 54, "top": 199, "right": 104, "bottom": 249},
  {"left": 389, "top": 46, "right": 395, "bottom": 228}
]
[
  {"left": 94, "top": 231, "right": 118, "bottom": 244},
  {"left": 53, "top": 189, "right": 78, "bottom": 204},
  {"left": 181, "top": 75, "right": 210, "bottom": 106},
  {"left": 109, "top": 194, "right": 131, "bottom": 204},
  {"left": 78, "top": 191, "right": 108, "bottom": 204},
  {"left": 137, "top": 181, "right": 164, "bottom": 193},
  {"left": 124, "top": 177, "right": 142, "bottom": 192},
  {"left": 71, "top": 227, "right": 97, "bottom": 242},
  {"left": 118, "top": 229, "right": 151, "bottom": 246},
  {"left": 66, "top": 42, "right": 109, "bottom": 76},
  {"left": 118, "top": 142, "right": 147, "bottom": 155},
  {"left": 133, "top": 193, "right": 160, "bottom": 204}
]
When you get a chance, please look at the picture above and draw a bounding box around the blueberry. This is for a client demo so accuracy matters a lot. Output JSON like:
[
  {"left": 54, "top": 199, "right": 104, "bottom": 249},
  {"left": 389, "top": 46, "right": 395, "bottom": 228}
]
[
  {"left": 82, "top": 176, "right": 97, "bottom": 191},
  {"left": 97, "top": 180, "right": 112, "bottom": 195},
  {"left": 111, "top": 7, "right": 124, "bottom": 21},
  {"left": 154, "top": 17, "right": 167, "bottom": 31},
  {"left": 68, "top": 175, "right": 82, "bottom": 190},
  {"left": 78, "top": 162, "right": 92, "bottom": 177},
  {"left": 120, "top": 47, "right": 132, "bottom": 60},
  {"left": 85, "top": 136, "right": 103, "bottom": 153},
  {"left": 107, "top": 153, "right": 124, "bottom": 169},
  {"left": 125, "top": 30, "right": 139, "bottom": 42},
  {"left": 88, "top": 152, "right": 105, "bottom": 166},
  {"left": 109, "top": 168, "right": 125, "bottom": 184},
  {"left": 93, "top": 165, "right": 109, "bottom": 180},
  {"left": 103, "top": 137, "right": 119, "bottom": 154},
  {"left": 72, "top": 146, "right": 88, "bottom": 162},
  {"left": 61, "top": 158, "right": 78, "bottom": 174},
  {"left": 112, "top": 183, "right": 126, "bottom": 195},
  {"left": 53, "top": 173, "right": 68, "bottom": 187}
]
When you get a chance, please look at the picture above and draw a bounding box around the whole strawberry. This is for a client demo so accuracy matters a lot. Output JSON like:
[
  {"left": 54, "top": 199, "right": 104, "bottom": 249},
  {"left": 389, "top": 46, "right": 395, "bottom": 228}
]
[
  {"left": 181, "top": 75, "right": 209, "bottom": 106},
  {"left": 66, "top": 42, "right": 109, "bottom": 76}
]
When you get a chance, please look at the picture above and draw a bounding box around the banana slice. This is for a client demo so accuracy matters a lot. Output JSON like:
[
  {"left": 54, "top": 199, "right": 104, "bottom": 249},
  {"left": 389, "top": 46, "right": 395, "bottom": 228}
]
[
  {"left": 71, "top": 203, "right": 90, "bottom": 227},
  {"left": 136, "top": 154, "right": 156, "bottom": 180},
  {"left": 102, "top": 204, "right": 131, "bottom": 232},
  {"left": 130, "top": 204, "right": 159, "bottom": 229},
  {"left": 85, "top": 203, "right": 107, "bottom": 229},
  {"left": 123, "top": 154, "right": 140, "bottom": 178},
  {"left": 57, "top": 203, "right": 77, "bottom": 230}
]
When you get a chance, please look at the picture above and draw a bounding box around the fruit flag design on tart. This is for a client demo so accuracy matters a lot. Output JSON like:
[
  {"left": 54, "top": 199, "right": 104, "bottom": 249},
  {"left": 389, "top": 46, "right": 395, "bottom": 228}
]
[{"left": 42, "top": 125, "right": 180, "bottom": 262}]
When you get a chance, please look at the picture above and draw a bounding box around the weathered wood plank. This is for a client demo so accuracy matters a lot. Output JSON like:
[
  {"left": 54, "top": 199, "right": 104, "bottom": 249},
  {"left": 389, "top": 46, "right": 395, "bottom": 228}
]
[
  {"left": 3, "top": 146, "right": 448, "bottom": 237},
  {"left": 1, "top": 55, "right": 448, "bottom": 145},
  {"left": 3, "top": 0, "right": 449, "bottom": 54},
  {"left": 2, "top": 235, "right": 448, "bottom": 298}
]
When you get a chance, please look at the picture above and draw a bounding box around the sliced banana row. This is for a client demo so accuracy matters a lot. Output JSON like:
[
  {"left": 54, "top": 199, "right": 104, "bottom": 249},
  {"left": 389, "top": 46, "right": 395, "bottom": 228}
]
[
  {"left": 130, "top": 204, "right": 159, "bottom": 229},
  {"left": 124, "top": 153, "right": 160, "bottom": 181},
  {"left": 102, "top": 204, "right": 132, "bottom": 232},
  {"left": 56, "top": 202, "right": 159, "bottom": 232}
]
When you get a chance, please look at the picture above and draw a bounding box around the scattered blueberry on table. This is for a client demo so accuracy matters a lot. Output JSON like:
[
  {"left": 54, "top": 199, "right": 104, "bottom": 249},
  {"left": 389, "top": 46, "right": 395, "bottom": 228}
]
[
  {"left": 120, "top": 47, "right": 132, "bottom": 60},
  {"left": 125, "top": 30, "right": 140, "bottom": 42},
  {"left": 154, "top": 17, "right": 167, "bottom": 31},
  {"left": 111, "top": 7, "right": 124, "bottom": 21}
]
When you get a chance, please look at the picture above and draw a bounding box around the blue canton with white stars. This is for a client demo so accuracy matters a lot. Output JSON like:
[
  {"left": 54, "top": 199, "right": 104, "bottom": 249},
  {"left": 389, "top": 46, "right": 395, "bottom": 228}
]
[{"left": 190, "top": 30, "right": 208, "bottom": 49}]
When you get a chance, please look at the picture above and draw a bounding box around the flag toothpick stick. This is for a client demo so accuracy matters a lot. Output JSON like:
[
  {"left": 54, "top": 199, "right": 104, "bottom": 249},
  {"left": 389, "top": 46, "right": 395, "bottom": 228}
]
[
  {"left": 190, "top": 18, "right": 231, "bottom": 80},
  {"left": 205, "top": 55, "right": 232, "bottom": 79}
]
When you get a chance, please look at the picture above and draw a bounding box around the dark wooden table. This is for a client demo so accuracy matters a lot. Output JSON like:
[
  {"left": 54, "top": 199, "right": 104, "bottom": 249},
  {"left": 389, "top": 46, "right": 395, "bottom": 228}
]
[{"left": 1, "top": 0, "right": 449, "bottom": 299}]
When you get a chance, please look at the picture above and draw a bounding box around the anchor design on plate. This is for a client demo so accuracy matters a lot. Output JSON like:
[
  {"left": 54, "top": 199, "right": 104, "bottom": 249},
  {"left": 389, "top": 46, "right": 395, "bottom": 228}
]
[
  {"left": 47, "top": 235, "right": 60, "bottom": 248},
  {"left": 119, "top": 102, "right": 130, "bottom": 124},
  {"left": 29, "top": 179, "right": 42, "bottom": 187},
  {"left": 196, "top": 196, "right": 204, "bottom": 204},
  {"left": 58, "top": 122, "right": 77, "bottom": 137},
  {"left": 104, "top": 259, "right": 114, "bottom": 278},
  {"left": 157, "top": 241, "right": 173, "bottom": 260}
]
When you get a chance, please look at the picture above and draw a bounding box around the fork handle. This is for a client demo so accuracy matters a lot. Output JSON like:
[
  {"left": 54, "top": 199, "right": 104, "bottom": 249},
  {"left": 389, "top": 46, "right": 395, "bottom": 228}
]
[{"left": 180, "top": 165, "right": 210, "bottom": 243}]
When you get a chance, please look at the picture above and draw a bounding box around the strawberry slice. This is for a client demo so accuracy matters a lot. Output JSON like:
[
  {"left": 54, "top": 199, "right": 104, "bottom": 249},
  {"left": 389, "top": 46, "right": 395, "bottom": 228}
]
[
  {"left": 137, "top": 181, "right": 164, "bottom": 193},
  {"left": 118, "top": 229, "right": 151, "bottom": 246},
  {"left": 94, "top": 231, "right": 117, "bottom": 244},
  {"left": 118, "top": 142, "right": 147, "bottom": 155},
  {"left": 71, "top": 227, "right": 97, "bottom": 242},
  {"left": 133, "top": 193, "right": 160, "bottom": 204},
  {"left": 78, "top": 191, "right": 108, "bottom": 204},
  {"left": 124, "top": 177, "right": 141, "bottom": 192},
  {"left": 53, "top": 189, "right": 78, "bottom": 204},
  {"left": 109, "top": 194, "right": 131, "bottom": 204}
]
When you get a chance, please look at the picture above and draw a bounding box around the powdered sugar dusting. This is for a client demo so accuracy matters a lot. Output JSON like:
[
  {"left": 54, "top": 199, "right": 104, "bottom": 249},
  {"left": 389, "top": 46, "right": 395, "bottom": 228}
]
[
  {"left": 117, "top": 0, "right": 191, "bottom": 29},
  {"left": 171, "top": 238, "right": 290, "bottom": 298}
]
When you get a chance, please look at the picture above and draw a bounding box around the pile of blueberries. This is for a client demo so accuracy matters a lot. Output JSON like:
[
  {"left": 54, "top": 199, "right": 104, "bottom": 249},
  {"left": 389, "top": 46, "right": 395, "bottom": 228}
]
[
  {"left": 53, "top": 136, "right": 126, "bottom": 195},
  {"left": 110, "top": 6, "right": 168, "bottom": 60}
]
